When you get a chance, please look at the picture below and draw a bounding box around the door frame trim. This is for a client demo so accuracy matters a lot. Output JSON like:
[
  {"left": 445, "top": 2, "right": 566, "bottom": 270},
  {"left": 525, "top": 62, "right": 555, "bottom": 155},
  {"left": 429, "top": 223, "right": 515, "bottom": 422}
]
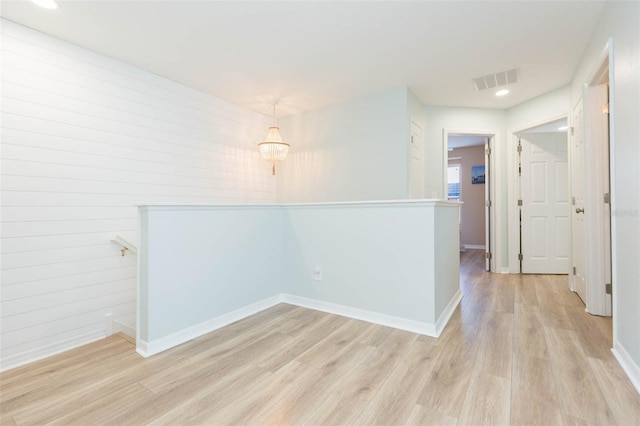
[
  {"left": 582, "top": 39, "right": 615, "bottom": 317},
  {"left": 443, "top": 128, "right": 499, "bottom": 272}
]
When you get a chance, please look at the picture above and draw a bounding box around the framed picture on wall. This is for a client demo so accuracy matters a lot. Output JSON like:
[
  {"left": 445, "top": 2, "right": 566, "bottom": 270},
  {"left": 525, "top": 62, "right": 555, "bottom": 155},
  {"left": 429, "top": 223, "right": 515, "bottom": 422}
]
[{"left": 471, "top": 165, "right": 485, "bottom": 184}]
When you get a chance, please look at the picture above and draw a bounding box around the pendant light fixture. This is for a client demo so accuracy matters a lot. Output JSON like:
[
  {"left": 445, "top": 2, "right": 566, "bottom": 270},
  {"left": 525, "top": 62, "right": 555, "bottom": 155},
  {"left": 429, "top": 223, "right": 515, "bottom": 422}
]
[{"left": 258, "top": 100, "right": 290, "bottom": 175}]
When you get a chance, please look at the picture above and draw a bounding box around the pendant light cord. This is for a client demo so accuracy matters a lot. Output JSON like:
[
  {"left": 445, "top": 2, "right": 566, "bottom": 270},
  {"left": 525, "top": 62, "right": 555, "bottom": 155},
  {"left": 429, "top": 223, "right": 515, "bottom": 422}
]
[{"left": 272, "top": 102, "right": 277, "bottom": 127}]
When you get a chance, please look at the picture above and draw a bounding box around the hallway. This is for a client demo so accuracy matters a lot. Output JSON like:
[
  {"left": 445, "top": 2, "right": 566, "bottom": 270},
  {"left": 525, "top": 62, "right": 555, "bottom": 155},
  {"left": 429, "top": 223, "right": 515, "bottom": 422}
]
[{"left": 1, "top": 250, "right": 638, "bottom": 425}]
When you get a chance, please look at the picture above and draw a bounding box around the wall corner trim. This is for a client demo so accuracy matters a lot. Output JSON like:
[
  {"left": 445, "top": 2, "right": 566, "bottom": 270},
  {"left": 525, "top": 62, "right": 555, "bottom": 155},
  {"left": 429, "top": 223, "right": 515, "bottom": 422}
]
[{"left": 611, "top": 340, "right": 640, "bottom": 395}]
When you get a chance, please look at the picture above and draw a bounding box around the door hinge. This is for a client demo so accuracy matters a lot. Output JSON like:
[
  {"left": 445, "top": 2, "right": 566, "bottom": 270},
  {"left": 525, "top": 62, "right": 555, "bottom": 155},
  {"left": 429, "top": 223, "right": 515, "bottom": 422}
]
[
  {"left": 604, "top": 193, "right": 610, "bottom": 204},
  {"left": 486, "top": 252, "right": 492, "bottom": 260},
  {"left": 570, "top": 127, "right": 575, "bottom": 136},
  {"left": 517, "top": 144, "right": 522, "bottom": 153},
  {"left": 572, "top": 266, "right": 576, "bottom": 275},
  {"left": 518, "top": 253, "right": 524, "bottom": 261},
  {"left": 518, "top": 199, "right": 523, "bottom": 206},
  {"left": 486, "top": 200, "right": 492, "bottom": 207},
  {"left": 485, "top": 147, "right": 491, "bottom": 156},
  {"left": 572, "top": 196, "right": 576, "bottom": 206},
  {"left": 606, "top": 283, "right": 612, "bottom": 294}
]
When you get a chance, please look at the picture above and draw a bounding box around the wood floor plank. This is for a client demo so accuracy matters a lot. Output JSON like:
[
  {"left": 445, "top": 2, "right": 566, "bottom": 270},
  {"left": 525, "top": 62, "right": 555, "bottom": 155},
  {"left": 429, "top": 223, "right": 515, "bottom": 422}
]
[
  {"left": 493, "top": 273, "right": 515, "bottom": 314},
  {"left": 543, "top": 326, "right": 617, "bottom": 424},
  {"left": 353, "top": 337, "right": 438, "bottom": 425},
  {"left": 456, "top": 370, "right": 511, "bottom": 426},
  {"left": 47, "top": 382, "right": 155, "bottom": 426},
  {"left": 565, "top": 304, "right": 613, "bottom": 360},
  {"left": 138, "top": 323, "right": 291, "bottom": 392},
  {"left": 587, "top": 356, "right": 640, "bottom": 426},
  {"left": 514, "top": 273, "right": 539, "bottom": 306},
  {"left": 241, "top": 341, "right": 376, "bottom": 425},
  {"left": 510, "top": 354, "right": 563, "bottom": 426},
  {"left": 143, "top": 330, "right": 294, "bottom": 394},
  {"left": 0, "top": 336, "right": 133, "bottom": 399},
  {"left": 1, "top": 350, "right": 141, "bottom": 418},
  {"left": 416, "top": 321, "right": 481, "bottom": 417},
  {"left": 145, "top": 364, "right": 271, "bottom": 425},
  {"left": 305, "top": 329, "right": 421, "bottom": 425},
  {"left": 405, "top": 404, "right": 458, "bottom": 426},
  {"left": 258, "top": 313, "right": 353, "bottom": 372},
  {"left": 203, "top": 360, "right": 306, "bottom": 425},
  {"left": 474, "top": 311, "right": 513, "bottom": 379},
  {"left": 535, "top": 276, "right": 574, "bottom": 330},
  {"left": 513, "top": 302, "right": 549, "bottom": 359}
]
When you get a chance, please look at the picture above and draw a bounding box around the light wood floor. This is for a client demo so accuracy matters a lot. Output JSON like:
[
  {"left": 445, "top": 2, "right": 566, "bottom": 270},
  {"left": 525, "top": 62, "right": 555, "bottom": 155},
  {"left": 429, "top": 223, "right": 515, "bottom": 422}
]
[{"left": 2, "top": 249, "right": 639, "bottom": 425}]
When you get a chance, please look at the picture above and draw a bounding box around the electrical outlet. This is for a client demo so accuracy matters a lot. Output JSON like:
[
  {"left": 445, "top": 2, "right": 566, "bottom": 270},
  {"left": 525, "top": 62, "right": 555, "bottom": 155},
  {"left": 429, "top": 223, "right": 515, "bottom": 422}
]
[{"left": 313, "top": 266, "right": 323, "bottom": 281}]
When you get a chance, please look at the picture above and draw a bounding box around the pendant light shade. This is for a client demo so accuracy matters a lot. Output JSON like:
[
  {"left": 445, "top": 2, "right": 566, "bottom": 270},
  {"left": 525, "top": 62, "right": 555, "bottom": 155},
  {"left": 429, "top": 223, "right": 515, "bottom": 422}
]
[{"left": 258, "top": 101, "right": 290, "bottom": 175}]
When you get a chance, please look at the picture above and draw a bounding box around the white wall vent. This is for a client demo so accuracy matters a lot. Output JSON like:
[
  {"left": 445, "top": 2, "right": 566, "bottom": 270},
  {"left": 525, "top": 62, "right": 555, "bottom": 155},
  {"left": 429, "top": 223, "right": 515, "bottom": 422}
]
[{"left": 473, "top": 68, "right": 518, "bottom": 91}]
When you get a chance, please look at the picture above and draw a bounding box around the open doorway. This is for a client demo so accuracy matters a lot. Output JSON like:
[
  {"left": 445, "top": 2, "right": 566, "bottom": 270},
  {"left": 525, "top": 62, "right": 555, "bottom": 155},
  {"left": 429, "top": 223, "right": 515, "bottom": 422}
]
[{"left": 445, "top": 131, "right": 494, "bottom": 271}]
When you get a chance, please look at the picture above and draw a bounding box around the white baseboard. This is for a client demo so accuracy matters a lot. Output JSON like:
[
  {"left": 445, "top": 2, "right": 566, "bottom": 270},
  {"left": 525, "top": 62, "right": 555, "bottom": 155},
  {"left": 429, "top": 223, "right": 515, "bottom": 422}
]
[
  {"left": 435, "top": 289, "right": 463, "bottom": 337},
  {"left": 612, "top": 340, "right": 640, "bottom": 395},
  {"left": 281, "top": 294, "right": 438, "bottom": 337},
  {"left": 0, "top": 330, "right": 104, "bottom": 372},
  {"left": 2, "top": 290, "right": 465, "bottom": 370},
  {"left": 137, "top": 290, "right": 469, "bottom": 357},
  {"left": 137, "top": 295, "right": 283, "bottom": 358},
  {"left": 113, "top": 320, "right": 136, "bottom": 340},
  {"left": 464, "top": 244, "right": 486, "bottom": 250}
]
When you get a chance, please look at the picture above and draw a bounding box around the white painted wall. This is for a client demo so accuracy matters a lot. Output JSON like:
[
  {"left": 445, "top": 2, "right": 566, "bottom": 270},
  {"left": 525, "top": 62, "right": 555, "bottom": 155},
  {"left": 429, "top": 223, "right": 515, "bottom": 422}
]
[
  {"left": 276, "top": 87, "right": 409, "bottom": 203},
  {"left": 507, "top": 86, "right": 570, "bottom": 133},
  {"left": 283, "top": 201, "right": 460, "bottom": 326},
  {"left": 570, "top": 1, "right": 640, "bottom": 386},
  {"left": 138, "top": 205, "right": 284, "bottom": 345},
  {"left": 137, "top": 201, "right": 462, "bottom": 355},
  {"left": 0, "top": 20, "right": 276, "bottom": 371},
  {"left": 424, "top": 106, "right": 506, "bottom": 200}
]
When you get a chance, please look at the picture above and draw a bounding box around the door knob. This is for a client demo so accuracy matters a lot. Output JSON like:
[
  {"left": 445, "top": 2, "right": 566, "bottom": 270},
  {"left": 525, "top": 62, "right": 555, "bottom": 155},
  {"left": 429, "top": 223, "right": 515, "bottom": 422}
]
[{"left": 576, "top": 208, "right": 584, "bottom": 213}]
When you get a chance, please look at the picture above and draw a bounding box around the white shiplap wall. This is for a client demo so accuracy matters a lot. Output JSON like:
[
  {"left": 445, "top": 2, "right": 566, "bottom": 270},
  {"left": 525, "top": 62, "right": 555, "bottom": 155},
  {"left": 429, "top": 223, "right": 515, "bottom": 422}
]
[{"left": 0, "top": 19, "right": 276, "bottom": 370}]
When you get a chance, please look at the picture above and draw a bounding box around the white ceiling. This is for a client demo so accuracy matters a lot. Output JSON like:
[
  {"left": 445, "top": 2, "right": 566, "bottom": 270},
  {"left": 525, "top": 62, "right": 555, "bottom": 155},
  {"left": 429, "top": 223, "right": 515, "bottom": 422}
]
[
  {"left": 448, "top": 135, "right": 487, "bottom": 150},
  {"left": 0, "top": 1, "right": 606, "bottom": 116}
]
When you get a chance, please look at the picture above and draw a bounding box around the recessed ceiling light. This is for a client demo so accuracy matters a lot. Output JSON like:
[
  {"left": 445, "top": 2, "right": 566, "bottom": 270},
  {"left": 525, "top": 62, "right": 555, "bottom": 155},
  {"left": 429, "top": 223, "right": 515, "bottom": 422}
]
[
  {"left": 495, "top": 89, "right": 510, "bottom": 97},
  {"left": 31, "top": 0, "right": 59, "bottom": 10},
  {"left": 558, "top": 126, "right": 569, "bottom": 131}
]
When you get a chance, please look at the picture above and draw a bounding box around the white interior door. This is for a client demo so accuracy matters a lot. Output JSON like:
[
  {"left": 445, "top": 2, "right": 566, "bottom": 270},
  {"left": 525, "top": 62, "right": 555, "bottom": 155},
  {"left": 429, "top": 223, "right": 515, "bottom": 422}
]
[
  {"left": 520, "top": 133, "right": 570, "bottom": 274},
  {"left": 571, "top": 100, "right": 587, "bottom": 303},
  {"left": 584, "top": 83, "right": 612, "bottom": 315},
  {"left": 410, "top": 120, "right": 424, "bottom": 199}
]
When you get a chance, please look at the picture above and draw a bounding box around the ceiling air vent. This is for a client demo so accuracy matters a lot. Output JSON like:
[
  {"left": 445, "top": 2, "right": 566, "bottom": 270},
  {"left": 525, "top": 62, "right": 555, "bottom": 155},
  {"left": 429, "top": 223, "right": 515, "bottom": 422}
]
[{"left": 473, "top": 68, "right": 517, "bottom": 91}]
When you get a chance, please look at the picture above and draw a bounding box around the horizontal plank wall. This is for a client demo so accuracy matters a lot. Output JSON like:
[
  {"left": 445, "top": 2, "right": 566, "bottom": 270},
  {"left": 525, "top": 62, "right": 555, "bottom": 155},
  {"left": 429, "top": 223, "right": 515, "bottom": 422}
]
[{"left": 0, "top": 19, "right": 275, "bottom": 371}]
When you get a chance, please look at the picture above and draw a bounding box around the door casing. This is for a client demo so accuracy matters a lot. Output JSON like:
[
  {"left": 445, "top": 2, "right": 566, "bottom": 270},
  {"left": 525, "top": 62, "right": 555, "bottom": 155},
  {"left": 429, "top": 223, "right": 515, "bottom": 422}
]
[{"left": 443, "top": 128, "right": 499, "bottom": 272}]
